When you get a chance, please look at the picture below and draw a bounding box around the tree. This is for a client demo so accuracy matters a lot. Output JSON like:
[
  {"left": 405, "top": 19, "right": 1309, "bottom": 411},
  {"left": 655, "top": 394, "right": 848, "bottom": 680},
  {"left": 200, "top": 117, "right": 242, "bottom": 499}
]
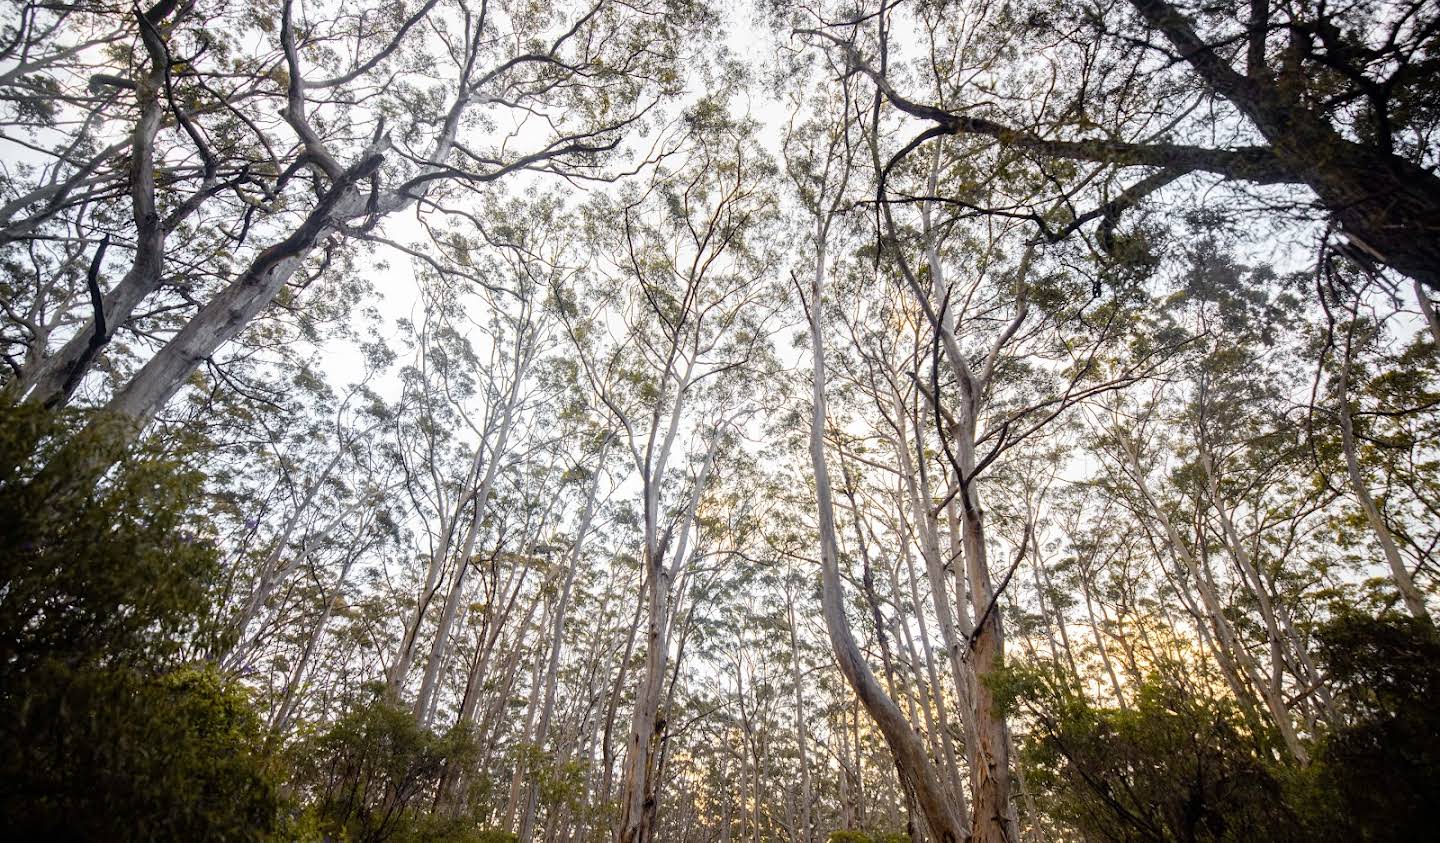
[
  {"left": 2, "top": 0, "right": 705, "bottom": 436},
  {"left": 558, "top": 110, "right": 780, "bottom": 843},
  {"left": 800, "top": 0, "right": 1440, "bottom": 293}
]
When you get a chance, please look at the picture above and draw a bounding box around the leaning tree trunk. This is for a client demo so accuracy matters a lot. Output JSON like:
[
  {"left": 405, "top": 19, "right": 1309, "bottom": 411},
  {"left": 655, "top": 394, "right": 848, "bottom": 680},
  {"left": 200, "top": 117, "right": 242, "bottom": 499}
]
[
  {"left": 1117, "top": 429, "right": 1311, "bottom": 763},
  {"left": 15, "top": 4, "right": 180, "bottom": 410},
  {"left": 1128, "top": 0, "right": 1440, "bottom": 293},
  {"left": 807, "top": 233, "right": 970, "bottom": 843},
  {"left": 1337, "top": 334, "right": 1431, "bottom": 622},
  {"left": 100, "top": 147, "right": 386, "bottom": 433}
]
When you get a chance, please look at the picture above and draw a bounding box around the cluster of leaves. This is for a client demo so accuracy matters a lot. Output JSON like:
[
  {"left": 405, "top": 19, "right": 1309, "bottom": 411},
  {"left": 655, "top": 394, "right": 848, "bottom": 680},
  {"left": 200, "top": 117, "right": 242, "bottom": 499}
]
[
  {"left": 998, "top": 663, "right": 1296, "bottom": 843},
  {"left": 0, "top": 403, "right": 227, "bottom": 669},
  {"left": 1289, "top": 613, "right": 1440, "bottom": 841},
  {"left": 285, "top": 689, "right": 505, "bottom": 843},
  {"left": 508, "top": 740, "right": 590, "bottom": 818},
  {"left": 1, "top": 663, "right": 282, "bottom": 841},
  {"left": 826, "top": 830, "right": 909, "bottom": 843},
  {"left": 0, "top": 402, "right": 282, "bottom": 840},
  {"left": 998, "top": 613, "right": 1440, "bottom": 843}
]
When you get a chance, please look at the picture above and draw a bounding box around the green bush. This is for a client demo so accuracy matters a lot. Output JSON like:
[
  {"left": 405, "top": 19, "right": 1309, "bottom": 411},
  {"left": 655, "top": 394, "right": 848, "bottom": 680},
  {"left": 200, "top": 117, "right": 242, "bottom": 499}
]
[
  {"left": 826, "top": 830, "right": 909, "bottom": 843},
  {"left": 999, "top": 662, "right": 1299, "bottom": 843},
  {"left": 1287, "top": 613, "right": 1440, "bottom": 843},
  {"left": 0, "top": 402, "right": 228, "bottom": 673},
  {"left": 287, "top": 691, "right": 487, "bottom": 843},
  {"left": 1, "top": 663, "right": 281, "bottom": 841},
  {"left": 1001, "top": 613, "right": 1440, "bottom": 843},
  {"left": 0, "top": 403, "right": 281, "bottom": 839}
]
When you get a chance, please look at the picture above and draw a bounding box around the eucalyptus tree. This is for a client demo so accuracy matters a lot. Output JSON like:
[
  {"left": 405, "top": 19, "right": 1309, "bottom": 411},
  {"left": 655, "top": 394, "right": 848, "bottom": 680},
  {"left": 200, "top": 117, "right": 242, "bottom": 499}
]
[
  {"left": 1, "top": 0, "right": 709, "bottom": 443},
  {"left": 793, "top": 90, "right": 1178, "bottom": 843},
  {"left": 510, "top": 416, "right": 614, "bottom": 842},
  {"left": 1316, "top": 267, "right": 1438, "bottom": 622},
  {"left": 798, "top": 0, "right": 1440, "bottom": 294},
  {"left": 1055, "top": 241, "right": 1439, "bottom": 767},
  {"left": 218, "top": 372, "right": 395, "bottom": 669},
  {"left": 791, "top": 81, "right": 978, "bottom": 843},
  {"left": 381, "top": 202, "right": 566, "bottom": 726},
  {"left": 557, "top": 111, "right": 781, "bottom": 843}
]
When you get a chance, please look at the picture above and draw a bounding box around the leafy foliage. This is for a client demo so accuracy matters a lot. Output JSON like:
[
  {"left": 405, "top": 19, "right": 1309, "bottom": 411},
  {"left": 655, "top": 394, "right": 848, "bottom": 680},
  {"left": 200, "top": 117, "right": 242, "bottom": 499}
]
[
  {"left": 0, "top": 403, "right": 227, "bottom": 671},
  {"left": 1003, "top": 612, "right": 1440, "bottom": 843},
  {"left": 287, "top": 690, "right": 493, "bottom": 843},
  {"left": 1000, "top": 663, "right": 1298, "bottom": 843},
  {"left": 0, "top": 403, "right": 282, "bottom": 840},
  {"left": 1288, "top": 613, "right": 1440, "bottom": 843},
  {"left": 826, "top": 830, "right": 909, "bottom": 843}
]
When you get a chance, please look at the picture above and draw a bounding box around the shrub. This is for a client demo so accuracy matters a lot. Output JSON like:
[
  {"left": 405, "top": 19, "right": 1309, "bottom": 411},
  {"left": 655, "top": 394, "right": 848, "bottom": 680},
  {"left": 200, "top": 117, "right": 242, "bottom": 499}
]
[
  {"left": 999, "top": 663, "right": 1299, "bottom": 843},
  {"left": 1002, "top": 614, "right": 1440, "bottom": 843},
  {"left": 0, "top": 403, "right": 281, "bottom": 839},
  {"left": 1287, "top": 613, "right": 1440, "bottom": 843},
  {"left": 287, "top": 691, "right": 484, "bottom": 842}
]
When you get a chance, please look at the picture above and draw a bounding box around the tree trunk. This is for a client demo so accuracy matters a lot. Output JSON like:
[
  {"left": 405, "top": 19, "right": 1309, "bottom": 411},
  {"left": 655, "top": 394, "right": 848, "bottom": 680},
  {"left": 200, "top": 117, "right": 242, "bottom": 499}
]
[
  {"left": 807, "top": 233, "right": 970, "bottom": 843},
  {"left": 99, "top": 149, "right": 385, "bottom": 431},
  {"left": 785, "top": 588, "right": 815, "bottom": 843},
  {"left": 614, "top": 540, "right": 669, "bottom": 843},
  {"left": 519, "top": 459, "right": 605, "bottom": 841},
  {"left": 1117, "top": 429, "right": 1310, "bottom": 763},
  {"left": 1337, "top": 337, "right": 1431, "bottom": 622},
  {"left": 15, "top": 4, "right": 181, "bottom": 409}
]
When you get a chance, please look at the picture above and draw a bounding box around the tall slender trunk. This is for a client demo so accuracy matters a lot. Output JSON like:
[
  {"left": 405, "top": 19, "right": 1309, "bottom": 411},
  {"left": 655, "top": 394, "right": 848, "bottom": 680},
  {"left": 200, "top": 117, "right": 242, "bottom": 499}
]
[
  {"left": 897, "top": 505, "right": 967, "bottom": 802},
  {"left": 518, "top": 458, "right": 606, "bottom": 841},
  {"left": 956, "top": 448, "right": 1017, "bottom": 843},
  {"left": 1337, "top": 334, "right": 1431, "bottom": 622},
  {"left": 387, "top": 511, "right": 456, "bottom": 696},
  {"left": 503, "top": 636, "right": 548, "bottom": 828},
  {"left": 894, "top": 388, "right": 979, "bottom": 789},
  {"left": 912, "top": 160, "right": 1021, "bottom": 842},
  {"left": 1032, "top": 547, "right": 1080, "bottom": 680},
  {"left": 1117, "top": 429, "right": 1310, "bottom": 763},
  {"left": 415, "top": 335, "right": 533, "bottom": 723},
  {"left": 807, "top": 232, "right": 969, "bottom": 843},
  {"left": 598, "top": 592, "right": 644, "bottom": 835},
  {"left": 615, "top": 540, "right": 670, "bottom": 843},
  {"left": 1197, "top": 435, "right": 1333, "bottom": 717},
  {"left": 615, "top": 426, "right": 719, "bottom": 843},
  {"left": 785, "top": 589, "right": 815, "bottom": 843}
]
